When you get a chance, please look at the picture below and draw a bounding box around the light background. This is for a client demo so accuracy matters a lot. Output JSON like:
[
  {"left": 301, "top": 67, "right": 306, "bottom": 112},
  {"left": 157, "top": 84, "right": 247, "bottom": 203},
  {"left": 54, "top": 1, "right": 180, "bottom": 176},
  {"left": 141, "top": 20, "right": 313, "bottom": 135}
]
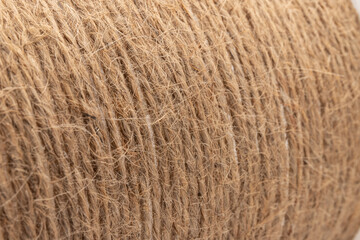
[{"left": 353, "top": 0, "right": 360, "bottom": 13}]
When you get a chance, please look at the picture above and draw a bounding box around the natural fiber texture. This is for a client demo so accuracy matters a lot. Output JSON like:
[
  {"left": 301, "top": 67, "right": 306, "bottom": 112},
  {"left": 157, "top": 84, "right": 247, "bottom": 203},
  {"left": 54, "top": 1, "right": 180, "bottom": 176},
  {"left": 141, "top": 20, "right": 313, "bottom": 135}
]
[{"left": 0, "top": 0, "right": 360, "bottom": 239}]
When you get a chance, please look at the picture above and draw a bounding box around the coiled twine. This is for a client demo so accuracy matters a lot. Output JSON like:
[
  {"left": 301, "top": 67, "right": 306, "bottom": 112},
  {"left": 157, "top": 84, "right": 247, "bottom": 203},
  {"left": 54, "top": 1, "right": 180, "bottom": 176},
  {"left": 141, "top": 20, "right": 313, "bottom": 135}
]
[{"left": 0, "top": 0, "right": 360, "bottom": 239}]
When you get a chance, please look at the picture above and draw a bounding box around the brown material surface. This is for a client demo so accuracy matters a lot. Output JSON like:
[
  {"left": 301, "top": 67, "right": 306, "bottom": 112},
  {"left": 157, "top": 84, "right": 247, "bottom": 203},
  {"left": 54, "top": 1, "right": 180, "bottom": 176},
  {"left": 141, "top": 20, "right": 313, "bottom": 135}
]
[{"left": 0, "top": 0, "right": 360, "bottom": 239}]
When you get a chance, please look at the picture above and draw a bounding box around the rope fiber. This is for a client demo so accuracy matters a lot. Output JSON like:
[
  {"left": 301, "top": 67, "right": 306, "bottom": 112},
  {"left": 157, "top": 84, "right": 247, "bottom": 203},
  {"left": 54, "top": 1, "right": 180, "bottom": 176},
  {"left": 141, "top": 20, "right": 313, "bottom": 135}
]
[{"left": 0, "top": 0, "right": 360, "bottom": 239}]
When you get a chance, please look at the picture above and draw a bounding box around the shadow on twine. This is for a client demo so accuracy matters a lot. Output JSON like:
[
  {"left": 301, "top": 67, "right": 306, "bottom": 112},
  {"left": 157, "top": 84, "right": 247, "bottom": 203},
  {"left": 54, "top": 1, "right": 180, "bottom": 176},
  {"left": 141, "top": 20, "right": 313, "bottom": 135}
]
[{"left": 0, "top": 0, "right": 360, "bottom": 239}]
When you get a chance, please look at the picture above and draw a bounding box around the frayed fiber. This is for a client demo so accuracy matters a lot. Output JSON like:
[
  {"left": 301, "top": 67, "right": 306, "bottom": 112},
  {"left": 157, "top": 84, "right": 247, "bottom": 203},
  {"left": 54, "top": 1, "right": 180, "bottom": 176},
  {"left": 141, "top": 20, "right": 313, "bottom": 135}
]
[{"left": 0, "top": 0, "right": 360, "bottom": 239}]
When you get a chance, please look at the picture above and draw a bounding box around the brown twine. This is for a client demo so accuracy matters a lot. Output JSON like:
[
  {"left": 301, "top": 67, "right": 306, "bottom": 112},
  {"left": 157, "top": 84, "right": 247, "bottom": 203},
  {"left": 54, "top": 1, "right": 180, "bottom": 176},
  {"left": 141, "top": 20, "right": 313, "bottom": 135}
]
[{"left": 0, "top": 0, "right": 360, "bottom": 239}]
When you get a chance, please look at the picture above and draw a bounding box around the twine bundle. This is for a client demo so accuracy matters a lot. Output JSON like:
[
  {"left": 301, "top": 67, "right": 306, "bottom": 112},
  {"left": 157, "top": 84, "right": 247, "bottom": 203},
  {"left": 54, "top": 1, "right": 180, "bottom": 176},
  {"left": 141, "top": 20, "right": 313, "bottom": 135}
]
[{"left": 0, "top": 0, "right": 360, "bottom": 239}]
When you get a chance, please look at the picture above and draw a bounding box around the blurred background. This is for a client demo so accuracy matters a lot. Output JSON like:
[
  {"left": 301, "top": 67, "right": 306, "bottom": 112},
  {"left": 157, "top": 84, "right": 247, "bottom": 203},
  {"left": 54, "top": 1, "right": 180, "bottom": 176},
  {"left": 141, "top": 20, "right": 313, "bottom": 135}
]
[{"left": 353, "top": 0, "right": 360, "bottom": 13}]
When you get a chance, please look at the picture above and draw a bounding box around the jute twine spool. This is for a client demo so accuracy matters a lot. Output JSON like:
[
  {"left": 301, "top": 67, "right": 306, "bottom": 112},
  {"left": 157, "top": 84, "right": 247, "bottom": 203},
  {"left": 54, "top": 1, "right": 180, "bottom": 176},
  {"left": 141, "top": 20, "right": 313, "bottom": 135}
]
[{"left": 0, "top": 0, "right": 360, "bottom": 239}]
